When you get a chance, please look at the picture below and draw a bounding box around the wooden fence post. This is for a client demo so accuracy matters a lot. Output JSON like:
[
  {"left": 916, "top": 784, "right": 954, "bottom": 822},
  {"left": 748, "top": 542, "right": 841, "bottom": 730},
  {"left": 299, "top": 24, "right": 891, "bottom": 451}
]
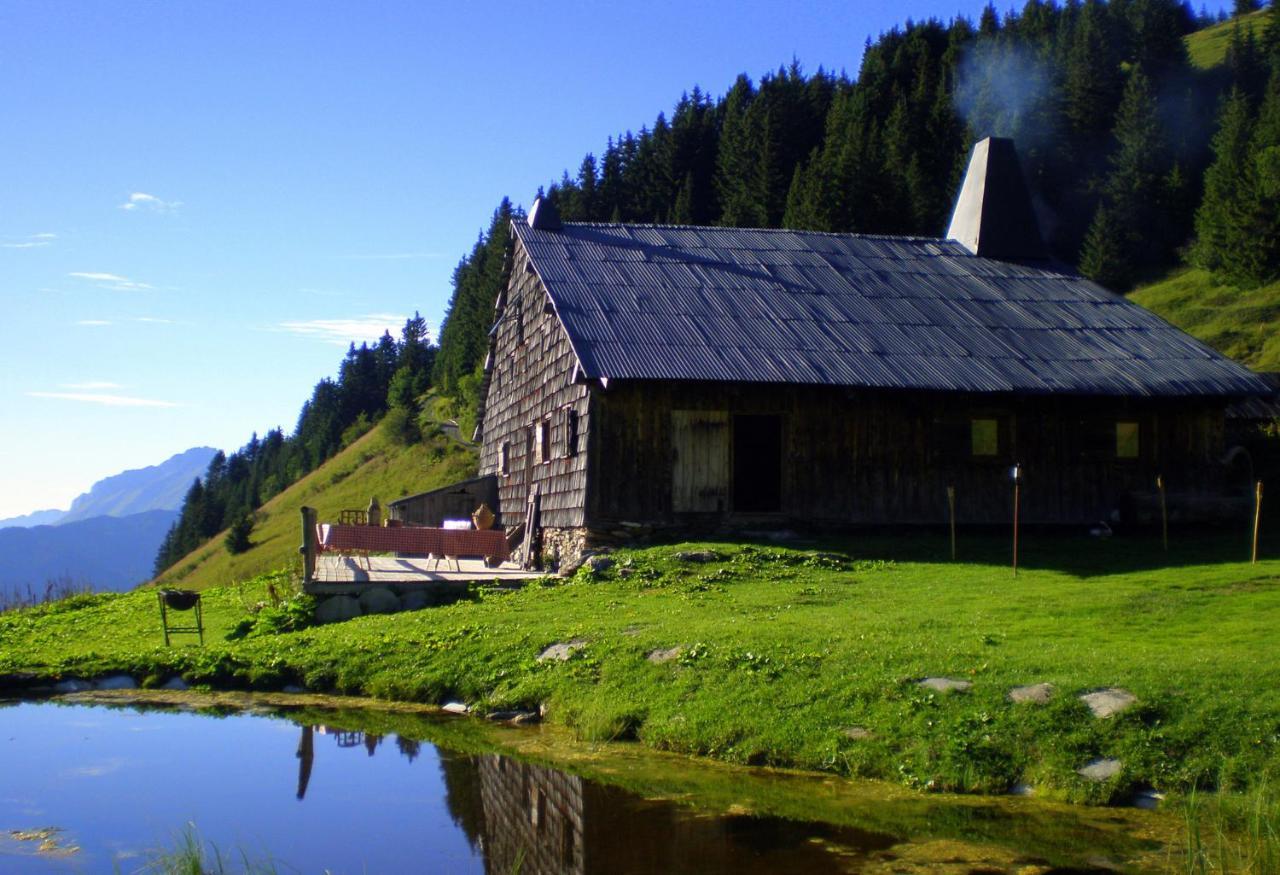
[
  {"left": 947, "top": 486, "right": 956, "bottom": 561},
  {"left": 300, "top": 506, "right": 317, "bottom": 584},
  {"left": 1252, "top": 481, "right": 1263, "bottom": 565},
  {"left": 1156, "top": 474, "right": 1168, "bottom": 552},
  {"left": 1011, "top": 464, "right": 1022, "bottom": 577}
]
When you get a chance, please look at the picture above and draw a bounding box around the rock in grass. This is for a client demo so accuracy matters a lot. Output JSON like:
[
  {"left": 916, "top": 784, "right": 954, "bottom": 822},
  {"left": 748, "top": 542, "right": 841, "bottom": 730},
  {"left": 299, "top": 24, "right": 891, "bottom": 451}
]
[
  {"left": 538, "top": 640, "right": 587, "bottom": 662},
  {"left": 675, "top": 550, "right": 720, "bottom": 563},
  {"left": 399, "top": 590, "right": 430, "bottom": 611},
  {"left": 588, "top": 556, "right": 615, "bottom": 573},
  {"left": 487, "top": 710, "right": 539, "bottom": 724},
  {"left": 647, "top": 647, "right": 682, "bottom": 664},
  {"left": 315, "top": 595, "right": 362, "bottom": 624},
  {"left": 53, "top": 679, "right": 92, "bottom": 693},
  {"left": 1008, "top": 682, "right": 1055, "bottom": 704},
  {"left": 94, "top": 674, "right": 137, "bottom": 690},
  {"left": 358, "top": 587, "right": 400, "bottom": 615},
  {"left": 1077, "top": 758, "right": 1123, "bottom": 782},
  {"left": 918, "top": 677, "right": 972, "bottom": 694},
  {"left": 1079, "top": 688, "right": 1137, "bottom": 718},
  {"left": 842, "top": 726, "right": 873, "bottom": 740},
  {"left": 441, "top": 702, "right": 469, "bottom": 715}
]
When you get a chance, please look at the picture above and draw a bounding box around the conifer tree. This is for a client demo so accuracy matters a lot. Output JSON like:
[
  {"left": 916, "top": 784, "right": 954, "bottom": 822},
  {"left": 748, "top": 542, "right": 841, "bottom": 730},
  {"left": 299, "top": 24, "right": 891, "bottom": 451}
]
[{"left": 1192, "top": 89, "right": 1256, "bottom": 276}]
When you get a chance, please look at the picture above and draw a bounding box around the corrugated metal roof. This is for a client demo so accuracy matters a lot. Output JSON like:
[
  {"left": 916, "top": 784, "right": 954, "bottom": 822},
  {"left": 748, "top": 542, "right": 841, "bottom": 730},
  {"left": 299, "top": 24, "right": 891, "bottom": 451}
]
[{"left": 514, "top": 221, "right": 1270, "bottom": 398}]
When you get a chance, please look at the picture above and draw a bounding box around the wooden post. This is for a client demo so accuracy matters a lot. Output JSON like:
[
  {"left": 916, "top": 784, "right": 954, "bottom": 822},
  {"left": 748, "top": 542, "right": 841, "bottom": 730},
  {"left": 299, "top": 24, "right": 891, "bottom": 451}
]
[
  {"left": 946, "top": 486, "right": 956, "bottom": 561},
  {"left": 300, "top": 506, "right": 317, "bottom": 584},
  {"left": 1011, "top": 465, "right": 1021, "bottom": 577},
  {"left": 1156, "top": 474, "right": 1168, "bottom": 552},
  {"left": 1252, "top": 481, "right": 1263, "bottom": 565}
]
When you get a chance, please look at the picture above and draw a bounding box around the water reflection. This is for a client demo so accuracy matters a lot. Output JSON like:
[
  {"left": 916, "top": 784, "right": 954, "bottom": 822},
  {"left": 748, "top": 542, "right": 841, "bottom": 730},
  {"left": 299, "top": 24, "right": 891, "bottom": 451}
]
[{"left": 294, "top": 722, "right": 904, "bottom": 874}]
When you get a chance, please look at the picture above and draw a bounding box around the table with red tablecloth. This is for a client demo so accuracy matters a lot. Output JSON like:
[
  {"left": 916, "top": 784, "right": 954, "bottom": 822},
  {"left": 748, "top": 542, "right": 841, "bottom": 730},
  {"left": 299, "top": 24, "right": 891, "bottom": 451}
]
[{"left": 317, "top": 524, "right": 509, "bottom": 566}]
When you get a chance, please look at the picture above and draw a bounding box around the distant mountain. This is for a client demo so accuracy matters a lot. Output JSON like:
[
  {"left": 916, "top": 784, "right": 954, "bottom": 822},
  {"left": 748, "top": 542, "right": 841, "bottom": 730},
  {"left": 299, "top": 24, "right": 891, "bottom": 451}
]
[
  {"left": 0, "top": 509, "right": 179, "bottom": 600},
  {"left": 0, "top": 508, "right": 67, "bottom": 530},
  {"left": 58, "top": 447, "right": 218, "bottom": 525}
]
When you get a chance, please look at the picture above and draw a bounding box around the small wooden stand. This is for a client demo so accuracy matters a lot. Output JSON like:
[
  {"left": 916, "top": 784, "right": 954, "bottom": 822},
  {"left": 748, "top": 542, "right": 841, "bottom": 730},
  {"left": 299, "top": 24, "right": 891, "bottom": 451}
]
[
  {"left": 1252, "top": 480, "right": 1264, "bottom": 565},
  {"left": 946, "top": 486, "right": 956, "bottom": 561}
]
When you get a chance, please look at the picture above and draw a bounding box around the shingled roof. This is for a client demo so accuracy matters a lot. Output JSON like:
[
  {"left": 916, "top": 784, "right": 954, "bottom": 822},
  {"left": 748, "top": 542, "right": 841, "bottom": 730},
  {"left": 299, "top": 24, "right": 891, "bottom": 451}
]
[{"left": 512, "top": 220, "right": 1267, "bottom": 398}]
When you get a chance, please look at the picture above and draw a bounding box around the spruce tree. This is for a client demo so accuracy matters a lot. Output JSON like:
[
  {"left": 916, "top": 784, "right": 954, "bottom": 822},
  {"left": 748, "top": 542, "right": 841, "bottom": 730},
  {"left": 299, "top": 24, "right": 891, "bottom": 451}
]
[{"left": 1192, "top": 89, "right": 1256, "bottom": 276}]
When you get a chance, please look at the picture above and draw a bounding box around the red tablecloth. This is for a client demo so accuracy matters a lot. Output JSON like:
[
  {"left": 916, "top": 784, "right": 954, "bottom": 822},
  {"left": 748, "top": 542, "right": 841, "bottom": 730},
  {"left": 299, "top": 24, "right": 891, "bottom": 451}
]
[{"left": 318, "top": 524, "right": 509, "bottom": 561}]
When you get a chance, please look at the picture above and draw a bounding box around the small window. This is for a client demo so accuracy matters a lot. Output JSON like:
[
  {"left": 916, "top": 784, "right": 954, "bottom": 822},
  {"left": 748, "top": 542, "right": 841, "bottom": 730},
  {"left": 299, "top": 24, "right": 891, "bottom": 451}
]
[
  {"left": 535, "top": 420, "right": 550, "bottom": 464},
  {"left": 514, "top": 298, "right": 525, "bottom": 345},
  {"left": 1116, "top": 421, "right": 1140, "bottom": 459},
  {"left": 971, "top": 418, "right": 999, "bottom": 456},
  {"left": 564, "top": 407, "right": 579, "bottom": 457},
  {"left": 499, "top": 442, "right": 510, "bottom": 476}
]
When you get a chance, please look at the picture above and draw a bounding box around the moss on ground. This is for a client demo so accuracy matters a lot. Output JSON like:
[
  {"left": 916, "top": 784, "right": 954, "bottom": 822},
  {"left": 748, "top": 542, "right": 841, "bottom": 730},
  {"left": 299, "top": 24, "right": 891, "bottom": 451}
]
[{"left": 4, "top": 532, "right": 1279, "bottom": 806}]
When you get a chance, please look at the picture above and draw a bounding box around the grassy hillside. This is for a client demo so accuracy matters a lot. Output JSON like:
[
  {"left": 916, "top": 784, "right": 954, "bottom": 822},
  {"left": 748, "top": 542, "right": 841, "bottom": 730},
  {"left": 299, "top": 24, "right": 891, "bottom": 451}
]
[
  {"left": 1185, "top": 8, "right": 1272, "bottom": 69},
  {"left": 1130, "top": 267, "right": 1280, "bottom": 372},
  {"left": 152, "top": 420, "right": 478, "bottom": 591}
]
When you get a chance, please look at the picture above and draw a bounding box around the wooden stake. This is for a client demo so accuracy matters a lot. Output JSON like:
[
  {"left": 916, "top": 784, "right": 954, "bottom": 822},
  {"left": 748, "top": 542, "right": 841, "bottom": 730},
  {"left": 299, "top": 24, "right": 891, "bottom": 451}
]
[
  {"left": 1156, "top": 475, "right": 1168, "bottom": 552},
  {"left": 1012, "top": 466, "right": 1021, "bottom": 577},
  {"left": 1252, "top": 480, "right": 1263, "bottom": 565},
  {"left": 947, "top": 486, "right": 957, "bottom": 561}
]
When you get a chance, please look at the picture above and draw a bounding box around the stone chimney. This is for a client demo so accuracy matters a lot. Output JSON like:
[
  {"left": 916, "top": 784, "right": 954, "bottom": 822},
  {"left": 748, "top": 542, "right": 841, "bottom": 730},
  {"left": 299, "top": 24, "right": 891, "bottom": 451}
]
[{"left": 946, "top": 137, "right": 1047, "bottom": 261}]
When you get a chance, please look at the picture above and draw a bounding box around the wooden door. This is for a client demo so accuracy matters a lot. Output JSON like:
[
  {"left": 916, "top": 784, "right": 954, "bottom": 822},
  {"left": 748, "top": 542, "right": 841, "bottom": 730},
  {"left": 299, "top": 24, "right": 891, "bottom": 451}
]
[{"left": 672, "top": 410, "right": 729, "bottom": 512}]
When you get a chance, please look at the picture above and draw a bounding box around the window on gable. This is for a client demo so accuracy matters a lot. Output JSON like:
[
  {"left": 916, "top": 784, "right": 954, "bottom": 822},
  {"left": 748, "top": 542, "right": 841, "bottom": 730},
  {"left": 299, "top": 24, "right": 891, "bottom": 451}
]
[
  {"left": 514, "top": 298, "right": 525, "bottom": 345},
  {"left": 499, "top": 441, "right": 510, "bottom": 476},
  {"left": 971, "top": 418, "right": 999, "bottom": 457},
  {"left": 564, "top": 407, "right": 579, "bottom": 457},
  {"left": 1116, "top": 421, "right": 1140, "bottom": 459}
]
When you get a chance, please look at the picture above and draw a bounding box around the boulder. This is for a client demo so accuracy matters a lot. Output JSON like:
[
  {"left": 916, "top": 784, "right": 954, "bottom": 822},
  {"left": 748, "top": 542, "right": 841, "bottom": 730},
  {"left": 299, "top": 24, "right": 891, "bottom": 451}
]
[
  {"left": 95, "top": 674, "right": 137, "bottom": 690},
  {"left": 675, "top": 550, "right": 720, "bottom": 563},
  {"left": 588, "top": 556, "right": 615, "bottom": 573},
  {"left": 399, "top": 590, "right": 430, "bottom": 611},
  {"left": 1079, "top": 688, "right": 1137, "bottom": 719},
  {"left": 487, "top": 710, "right": 540, "bottom": 724},
  {"left": 538, "top": 640, "right": 587, "bottom": 662},
  {"left": 358, "top": 587, "right": 400, "bottom": 615},
  {"left": 160, "top": 677, "right": 189, "bottom": 691},
  {"left": 281, "top": 684, "right": 306, "bottom": 694},
  {"left": 441, "top": 701, "right": 469, "bottom": 715},
  {"left": 842, "top": 726, "right": 873, "bottom": 740},
  {"left": 1077, "top": 758, "right": 1123, "bottom": 782},
  {"left": 918, "top": 677, "right": 972, "bottom": 694},
  {"left": 315, "top": 595, "right": 362, "bottom": 624},
  {"left": 647, "top": 647, "right": 682, "bottom": 664},
  {"left": 53, "top": 679, "right": 92, "bottom": 693},
  {"left": 1008, "top": 683, "right": 1055, "bottom": 705}
]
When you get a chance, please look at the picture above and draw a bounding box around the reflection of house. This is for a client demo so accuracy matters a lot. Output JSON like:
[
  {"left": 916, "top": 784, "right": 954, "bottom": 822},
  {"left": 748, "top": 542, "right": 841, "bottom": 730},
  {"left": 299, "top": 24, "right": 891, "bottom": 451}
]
[
  {"left": 472, "top": 137, "right": 1270, "bottom": 566},
  {"left": 478, "top": 755, "right": 584, "bottom": 875}
]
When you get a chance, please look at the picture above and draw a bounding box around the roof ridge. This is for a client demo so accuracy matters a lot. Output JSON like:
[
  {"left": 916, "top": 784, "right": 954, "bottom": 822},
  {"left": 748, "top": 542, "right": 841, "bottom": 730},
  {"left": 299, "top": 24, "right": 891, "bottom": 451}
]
[{"left": 516, "top": 218, "right": 955, "bottom": 245}]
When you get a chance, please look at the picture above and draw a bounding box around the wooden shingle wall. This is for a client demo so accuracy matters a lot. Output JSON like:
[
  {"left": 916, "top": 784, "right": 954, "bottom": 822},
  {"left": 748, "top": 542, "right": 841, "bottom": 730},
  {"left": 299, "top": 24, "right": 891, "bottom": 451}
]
[
  {"left": 587, "top": 382, "right": 1229, "bottom": 527},
  {"left": 477, "top": 236, "right": 592, "bottom": 529}
]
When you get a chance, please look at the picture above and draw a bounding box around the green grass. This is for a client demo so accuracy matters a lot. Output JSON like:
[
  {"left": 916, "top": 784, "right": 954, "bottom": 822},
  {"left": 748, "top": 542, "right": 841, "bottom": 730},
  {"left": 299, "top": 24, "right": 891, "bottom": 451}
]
[
  {"left": 152, "top": 417, "right": 477, "bottom": 592},
  {"left": 1185, "top": 9, "right": 1272, "bottom": 70},
  {"left": 5, "top": 531, "right": 1280, "bottom": 806},
  {"left": 1131, "top": 267, "right": 1280, "bottom": 372}
]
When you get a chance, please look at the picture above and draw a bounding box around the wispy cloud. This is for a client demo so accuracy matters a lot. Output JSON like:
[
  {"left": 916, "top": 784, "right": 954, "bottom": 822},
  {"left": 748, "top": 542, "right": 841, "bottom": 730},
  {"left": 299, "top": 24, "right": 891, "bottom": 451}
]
[
  {"left": 2, "top": 232, "right": 56, "bottom": 249},
  {"left": 27, "top": 391, "right": 178, "bottom": 408},
  {"left": 75, "top": 319, "right": 112, "bottom": 326},
  {"left": 63, "top": 757, "right": 126, "bottom": 778},
  {"left": 336, "top": 251, "right": 444, "bottom": 261},
  {"left": 119, "top": 192, "right": 181, "bottom": 212},
  {"left": 275, "top": 313, "right": 408, "bottom": 346},
  {"left": 134, "top": 316, "right": 174, "bottom": 324},
  {"left": 61, "top": 381, "right": 123, "bottom": 390},
  {"left": 69, "top": 271, "right": 153, "bottom": 292}
]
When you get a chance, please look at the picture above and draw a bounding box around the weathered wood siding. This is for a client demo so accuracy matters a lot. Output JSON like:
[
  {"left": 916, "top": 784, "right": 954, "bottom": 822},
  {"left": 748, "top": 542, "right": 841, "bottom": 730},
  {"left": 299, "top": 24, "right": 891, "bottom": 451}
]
[
  {"left": 477, "top": 236, "right": 591, "bottom": 529},
  {"left": 387, "top": 475, "right": 499, "bottom": 527},
  {"left": 586, "top": 382, "right": 1228, "bottom": 527}
]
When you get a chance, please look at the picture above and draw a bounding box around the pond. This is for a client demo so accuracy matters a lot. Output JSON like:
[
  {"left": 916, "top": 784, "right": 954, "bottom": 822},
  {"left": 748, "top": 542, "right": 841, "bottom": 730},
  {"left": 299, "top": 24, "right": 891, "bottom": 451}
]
[{"left": 0, "top": 695, "right": 1181, "bottom": 873}]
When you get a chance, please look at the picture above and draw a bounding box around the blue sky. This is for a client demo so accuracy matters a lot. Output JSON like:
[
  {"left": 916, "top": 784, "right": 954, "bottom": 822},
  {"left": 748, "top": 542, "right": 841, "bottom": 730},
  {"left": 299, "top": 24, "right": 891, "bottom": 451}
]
[{"left": 0, "top": 1, "right": 1227, "bottom": 519}]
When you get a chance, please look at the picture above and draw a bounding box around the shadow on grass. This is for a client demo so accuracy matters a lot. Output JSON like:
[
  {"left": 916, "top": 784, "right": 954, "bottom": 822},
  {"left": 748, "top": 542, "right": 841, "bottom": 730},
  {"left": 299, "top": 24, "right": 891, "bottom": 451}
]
[{"left": 670, "top": 526, "right": 1280, "bottom": 579}]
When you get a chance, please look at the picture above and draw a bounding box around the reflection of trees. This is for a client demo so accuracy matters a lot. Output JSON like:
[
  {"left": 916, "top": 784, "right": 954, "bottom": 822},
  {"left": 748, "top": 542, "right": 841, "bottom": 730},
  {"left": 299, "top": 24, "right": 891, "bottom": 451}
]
[
  {"left": 396, "top": 735, "right": 421, "bottom": 762},
  {"left": 438, "top": 750, "right": 486, "bottom": 851},
  {"left": 295, "top": 725, "right": 313, "bottom": 801}
]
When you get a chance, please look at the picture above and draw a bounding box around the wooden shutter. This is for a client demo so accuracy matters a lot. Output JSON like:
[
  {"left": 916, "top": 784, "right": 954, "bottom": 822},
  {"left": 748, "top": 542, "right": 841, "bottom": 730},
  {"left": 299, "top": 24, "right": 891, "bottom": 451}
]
[{"left": 671, "top": 410, "right": 730, "bottom": 512}]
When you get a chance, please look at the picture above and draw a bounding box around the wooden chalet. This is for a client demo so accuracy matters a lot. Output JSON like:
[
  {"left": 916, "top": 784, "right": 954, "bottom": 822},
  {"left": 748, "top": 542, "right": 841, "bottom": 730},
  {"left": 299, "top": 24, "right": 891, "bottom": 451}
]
[{"left": 453, "top": 138, "right": 1271, "bottom": 567}]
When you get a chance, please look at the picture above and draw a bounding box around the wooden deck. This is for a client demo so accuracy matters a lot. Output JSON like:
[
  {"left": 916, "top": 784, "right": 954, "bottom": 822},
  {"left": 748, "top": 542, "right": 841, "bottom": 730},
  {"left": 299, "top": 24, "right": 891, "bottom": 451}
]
[{"left": 305, "top": 554, "right": 546, "bottom": 594}]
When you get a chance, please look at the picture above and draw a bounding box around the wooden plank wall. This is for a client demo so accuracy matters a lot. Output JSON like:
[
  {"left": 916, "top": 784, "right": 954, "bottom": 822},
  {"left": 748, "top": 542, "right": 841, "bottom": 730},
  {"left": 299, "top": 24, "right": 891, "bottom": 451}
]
[
  {"left": 586, "top": 382, "right": 1228, "bottom": 527},
  {"left": 477, "top": 236, "right": 592, "bottom": 529}
]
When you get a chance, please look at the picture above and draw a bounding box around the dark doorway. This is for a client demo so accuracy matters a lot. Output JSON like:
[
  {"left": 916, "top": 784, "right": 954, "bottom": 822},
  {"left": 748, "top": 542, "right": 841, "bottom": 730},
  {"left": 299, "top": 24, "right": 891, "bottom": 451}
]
[{"left": 733, "top": 414, "right": 782, "bottom": 512}]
